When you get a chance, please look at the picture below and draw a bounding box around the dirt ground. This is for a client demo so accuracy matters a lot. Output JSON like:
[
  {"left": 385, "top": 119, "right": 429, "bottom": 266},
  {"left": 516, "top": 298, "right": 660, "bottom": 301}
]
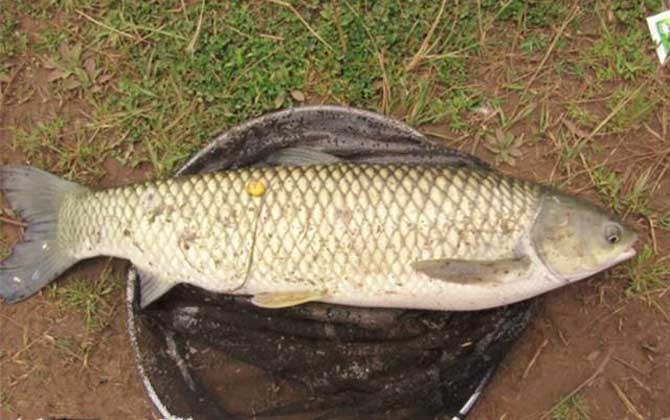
[{"left": 1, "top": 3, "right": 670, "bottom": 420}]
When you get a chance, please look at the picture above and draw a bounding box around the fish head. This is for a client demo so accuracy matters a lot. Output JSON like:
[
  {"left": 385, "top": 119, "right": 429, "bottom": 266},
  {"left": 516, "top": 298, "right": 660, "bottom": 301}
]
[{"left": 531, "top": 190, "right": 638, "bottom": 283}]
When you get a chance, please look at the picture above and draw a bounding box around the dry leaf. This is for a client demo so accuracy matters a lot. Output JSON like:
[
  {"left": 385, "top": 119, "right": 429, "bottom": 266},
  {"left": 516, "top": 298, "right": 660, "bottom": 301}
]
[
  {"left": 70, "top": 43, "right": 82, "bottom": 63},
  {"left": 41, "top": 58, "right": 59, "bottom": 70},
  {"left": 47, "top": 69, "right": 69, "bottom": 82},
  {"left": 62, "top": 77, "right": 82, "bottom": 90},
  {"left": 485, "top": 129, "right": 525, "bottom": 167},
  {"left": 290, "top": 90, "right": 305, "bottom": 102},
  {"left": 97, "top": 74, "right": 113, "bottom": 84},
  {"left": 59, "top": 42, "right": 82, "bottom": 65},
  {"left": 274, "top": 93, "right": 286, "bottom": 108},
  {"left": 84, "top": 57, "right": 97, "bottom": 80},
  {"left": 563, "top": 119, "right": 590, "bottom": 138},
  {"left": 58, "top": 42, "right": 70, "bottom": 61}
]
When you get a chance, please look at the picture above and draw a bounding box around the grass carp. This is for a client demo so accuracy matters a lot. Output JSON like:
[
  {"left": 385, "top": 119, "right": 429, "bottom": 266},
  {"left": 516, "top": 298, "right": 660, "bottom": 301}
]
[{"left": 0, "top": 148, "right": 637, "bottom": 310}]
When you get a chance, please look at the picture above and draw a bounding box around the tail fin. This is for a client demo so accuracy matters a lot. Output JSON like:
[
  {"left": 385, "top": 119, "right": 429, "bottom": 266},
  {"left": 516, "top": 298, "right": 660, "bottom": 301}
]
[{"left": 0, "top": 166, "right": 87, "bottom": 303}]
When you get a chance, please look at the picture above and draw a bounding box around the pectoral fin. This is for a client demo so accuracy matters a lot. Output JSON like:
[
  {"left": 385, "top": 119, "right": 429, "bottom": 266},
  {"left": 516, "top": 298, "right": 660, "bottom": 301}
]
[
  {"left": 251, "top": 290, "right": 328, "bottom": 308},
  {"left": 412, "top": 257, "right": 530, "bottom": 285}
]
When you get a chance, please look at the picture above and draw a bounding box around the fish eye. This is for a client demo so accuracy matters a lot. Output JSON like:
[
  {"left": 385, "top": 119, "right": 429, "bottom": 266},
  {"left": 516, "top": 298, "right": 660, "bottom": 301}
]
[{"left": 604, "top": 223, "right": 622, "bottom": 245}]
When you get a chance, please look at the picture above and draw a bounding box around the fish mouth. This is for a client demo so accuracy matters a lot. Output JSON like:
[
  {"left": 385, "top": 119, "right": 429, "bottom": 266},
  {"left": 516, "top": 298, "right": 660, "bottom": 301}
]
[
  {"left": 603, "top": 245, "right": 637, "bottom": 269},
  {"left": 600, "top": 245, "right": 637, "bottom": 272},
  {"left": 560, "top": 246, "right": 638, "bottom": 284},
  {"left": 617, "top": 246, "right": 637, "bottom": 263}
]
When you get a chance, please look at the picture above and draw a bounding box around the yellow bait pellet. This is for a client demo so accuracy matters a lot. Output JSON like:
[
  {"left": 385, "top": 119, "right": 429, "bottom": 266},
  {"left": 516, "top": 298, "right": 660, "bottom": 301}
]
[{"left": 245, "top": 180, "right": 266, "bottom": 197}]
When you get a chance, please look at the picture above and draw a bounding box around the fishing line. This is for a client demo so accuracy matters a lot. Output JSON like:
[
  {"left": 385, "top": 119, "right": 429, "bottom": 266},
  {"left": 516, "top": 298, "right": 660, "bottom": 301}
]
[{"left": 227, "top": 191, "right": 266, "bottom": 293}]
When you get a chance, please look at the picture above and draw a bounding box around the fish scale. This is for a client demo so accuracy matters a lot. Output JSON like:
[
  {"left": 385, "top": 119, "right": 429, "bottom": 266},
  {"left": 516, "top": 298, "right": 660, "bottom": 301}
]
[{"left": 56, "top": 163, "right": 540, "bottom": 309}]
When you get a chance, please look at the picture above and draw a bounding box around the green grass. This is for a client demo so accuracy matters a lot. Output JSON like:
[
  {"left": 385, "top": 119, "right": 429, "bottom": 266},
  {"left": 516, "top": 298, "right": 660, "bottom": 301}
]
[
  {"left": 591, "top": 166, "right": 653, "bottom": 217},
  {"left": 0, "top": 7, "right": 27, "bottom": 62},
  {"left": 550, "top": 394, "right": 591, "bottom": 420},
  {"left": 9, "top": 117, "right": 110, "bottom": 181},
  {"left": 34, "top": 25, "right": 69, "bottom": 54},
  {"left": 618, "top": 243, "right": 670, "bottom": 321},
  {"left": 625, "top": 245, "right": 670, "bottom": 297},
  {"left": 51, "top": 264, "right": 120, "bottom": 331},
  {"left": 521, "top": 32, "right": 549, "bottom": 55},
  {"left": 6, "top": 0, "right": 547, "bottom": 178},
  {"left": 606, "top": 88, "right": 656, "bottom": 133},
  {"left": 567, "top": 104, "right": 599, "bottom": 128},
  {"left": 0, "top": 6, "right": 26, "bottom": 87},
  {"left": 10, "top": 117, "right": 65, "bottom": 164},
  {"left": 583, "top": 1, "right": 655, "bottom": 82},
  {"left": 552, "top": 130, "right": 587, "bottom": 178},
  {"left": 0, "top": 390, "right": 13, "bottom": 412},
  {"left": 91, "top": 0, "right": 492, "bottom": 175},
  {"left": 4, "top": 0, "right": 660, "bottom": 182},
  {"left": 659, "top": 212, "right": 670, "bottom": 230},
  {"left": 484, "top": 128, "right": 524, "bottom": 166},
  {"left": 492, "top": 0, "right": 570, "bottom": 28}
]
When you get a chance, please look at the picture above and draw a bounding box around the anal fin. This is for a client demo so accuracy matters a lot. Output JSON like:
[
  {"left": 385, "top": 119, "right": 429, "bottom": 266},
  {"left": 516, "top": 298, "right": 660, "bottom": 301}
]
[{"left": 251, "top": 290, "right": 327, "bottom": 308}]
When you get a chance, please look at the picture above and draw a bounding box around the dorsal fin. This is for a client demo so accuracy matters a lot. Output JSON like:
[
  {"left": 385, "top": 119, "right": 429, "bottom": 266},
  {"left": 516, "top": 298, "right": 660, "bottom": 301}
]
[{"left": 264, "top": 147, "right": 341, "bottom": 166}]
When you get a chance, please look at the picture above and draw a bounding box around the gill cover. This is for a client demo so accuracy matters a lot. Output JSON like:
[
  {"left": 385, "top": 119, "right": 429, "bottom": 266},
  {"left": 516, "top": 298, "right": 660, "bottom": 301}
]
[{"left": 530, "top": 190, "right": 637, "bottom": 282}]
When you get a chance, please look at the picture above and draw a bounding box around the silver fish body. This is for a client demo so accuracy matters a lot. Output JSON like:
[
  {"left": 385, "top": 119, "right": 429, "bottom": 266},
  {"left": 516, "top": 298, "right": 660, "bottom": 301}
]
[
  {"left": 0, "top": 158, "right": 637, "bottom": 310},
  {"left": 59, "top": 163, "right": 556, "bottom": 310}
]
